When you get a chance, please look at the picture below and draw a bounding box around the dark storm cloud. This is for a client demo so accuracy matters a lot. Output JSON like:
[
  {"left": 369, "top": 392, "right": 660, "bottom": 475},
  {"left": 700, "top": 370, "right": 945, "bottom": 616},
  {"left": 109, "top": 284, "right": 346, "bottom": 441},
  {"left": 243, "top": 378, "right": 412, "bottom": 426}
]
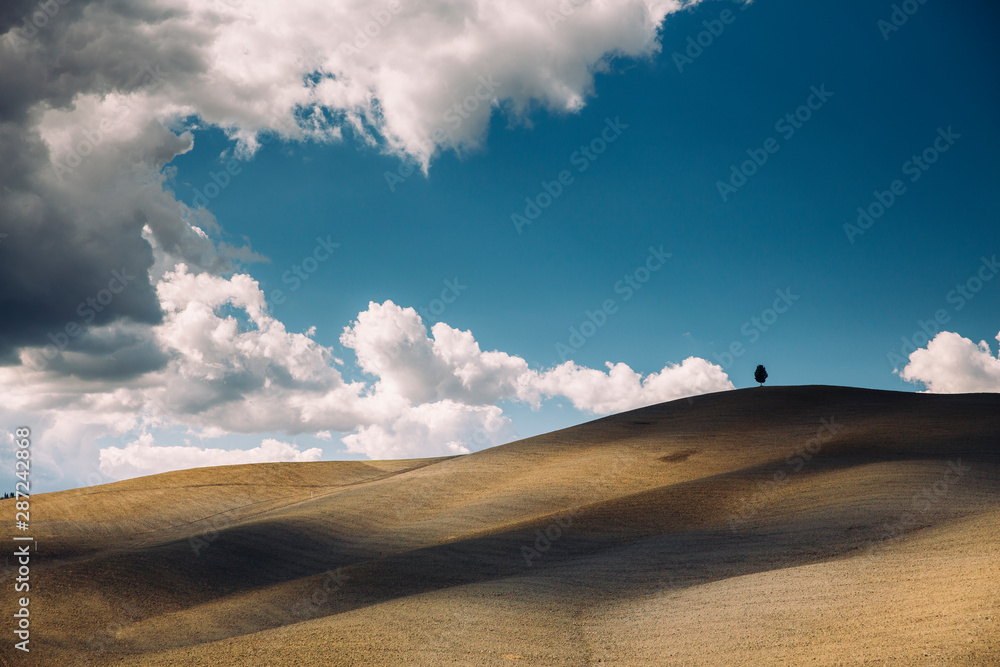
[
  {"left": 0, "top": 123, "right": 163, "bottom": 360},
  {"left": 0, "top": 1, "right": 248, "bottom": 369}
]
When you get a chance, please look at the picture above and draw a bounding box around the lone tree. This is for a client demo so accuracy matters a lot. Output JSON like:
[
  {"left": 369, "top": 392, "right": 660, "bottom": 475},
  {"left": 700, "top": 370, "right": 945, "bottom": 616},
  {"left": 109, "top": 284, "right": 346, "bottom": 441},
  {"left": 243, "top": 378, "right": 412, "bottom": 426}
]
[{"left": 754, "top": 364, "right": 768, "bottom": 387}]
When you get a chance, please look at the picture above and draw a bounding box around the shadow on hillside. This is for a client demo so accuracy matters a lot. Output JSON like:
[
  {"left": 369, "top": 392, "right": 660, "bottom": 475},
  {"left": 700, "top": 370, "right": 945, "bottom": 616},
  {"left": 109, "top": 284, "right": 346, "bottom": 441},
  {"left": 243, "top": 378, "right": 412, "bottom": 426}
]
[{"left": 55, "top": 443, "right": 999, "bottom": 657}]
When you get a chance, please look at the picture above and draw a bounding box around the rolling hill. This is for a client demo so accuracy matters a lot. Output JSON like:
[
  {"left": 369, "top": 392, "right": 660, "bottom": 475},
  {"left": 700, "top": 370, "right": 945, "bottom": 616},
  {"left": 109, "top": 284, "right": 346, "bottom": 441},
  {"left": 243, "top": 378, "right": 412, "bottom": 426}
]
[{"left": 2, "top": 385, "right": 999, "bottom": 666}]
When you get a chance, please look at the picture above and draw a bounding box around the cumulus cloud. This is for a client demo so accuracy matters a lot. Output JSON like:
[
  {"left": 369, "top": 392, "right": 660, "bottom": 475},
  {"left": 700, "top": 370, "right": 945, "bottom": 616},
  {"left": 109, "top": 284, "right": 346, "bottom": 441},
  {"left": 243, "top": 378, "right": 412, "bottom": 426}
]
[
  {"left": 8, "top": 265, "right": 370, "bottom": 436},
  {"left": 899, "top": 331, "right": 1000, "bottom": 393},
  {"left": 8, "top": 0, "right": 702, "bottom": 167},
  {"left": 338, "top": 299, "right": 734, "bottom": 416},
  {"left": 532, "top": 358, "right": 735, "bottom": 414},
  {"left": 99, "top": 432, "right": 322, "bottom": 479},
  {"left": 341, "top": 300, "right": 531, "bottom": 405}
]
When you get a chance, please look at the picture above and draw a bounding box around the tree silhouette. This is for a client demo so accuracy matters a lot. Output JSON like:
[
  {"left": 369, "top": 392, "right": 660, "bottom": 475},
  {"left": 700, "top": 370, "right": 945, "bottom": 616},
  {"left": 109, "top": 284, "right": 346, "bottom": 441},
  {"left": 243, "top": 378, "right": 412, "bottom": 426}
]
[{"left": 754, "top": 365, "right": 768, "bottom": 387}]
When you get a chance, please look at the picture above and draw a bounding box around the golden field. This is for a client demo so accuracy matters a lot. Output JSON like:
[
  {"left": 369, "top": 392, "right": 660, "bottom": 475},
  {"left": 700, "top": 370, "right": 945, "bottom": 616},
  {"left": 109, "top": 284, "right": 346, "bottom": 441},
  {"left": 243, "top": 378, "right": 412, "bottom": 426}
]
[{"left": 2, "top": 385, "right": 998, "bottom": 666}]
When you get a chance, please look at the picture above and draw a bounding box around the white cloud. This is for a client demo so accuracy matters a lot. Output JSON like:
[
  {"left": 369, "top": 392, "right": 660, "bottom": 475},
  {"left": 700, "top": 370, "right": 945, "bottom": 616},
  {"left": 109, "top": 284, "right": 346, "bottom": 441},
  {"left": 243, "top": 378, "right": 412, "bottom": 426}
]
[
  {"left": 25, "top": 0, "right": 700, "bottom": 168},
  {"left": 899, "top": 331, "right": 1000, "bottom": 393},
  {"left": 532, "top": 357, "right": 735, "bottom": 414},
  {"left": 340, "top": 300, "right": 530, "bottom": 405},
  {"left": 99, "top": 433, "right": 322, "bottom": 479},
  {"left": 342, "top": 400, "right": 516, "bottom": 460}
]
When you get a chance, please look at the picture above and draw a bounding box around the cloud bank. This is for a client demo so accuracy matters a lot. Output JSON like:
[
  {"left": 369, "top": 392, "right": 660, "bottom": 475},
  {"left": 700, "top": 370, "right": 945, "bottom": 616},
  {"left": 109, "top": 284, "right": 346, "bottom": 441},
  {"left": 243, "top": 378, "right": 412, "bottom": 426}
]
[{"left": 3, "top": 270, "right": 733, "bottom": 469}]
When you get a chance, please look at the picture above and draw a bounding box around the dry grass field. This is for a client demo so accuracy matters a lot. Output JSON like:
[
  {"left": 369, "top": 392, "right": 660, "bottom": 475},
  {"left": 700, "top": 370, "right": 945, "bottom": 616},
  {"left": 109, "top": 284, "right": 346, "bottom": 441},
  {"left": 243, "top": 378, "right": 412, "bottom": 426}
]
[{"left": 2, "top": 385, "right": 999, "bottom": 666}]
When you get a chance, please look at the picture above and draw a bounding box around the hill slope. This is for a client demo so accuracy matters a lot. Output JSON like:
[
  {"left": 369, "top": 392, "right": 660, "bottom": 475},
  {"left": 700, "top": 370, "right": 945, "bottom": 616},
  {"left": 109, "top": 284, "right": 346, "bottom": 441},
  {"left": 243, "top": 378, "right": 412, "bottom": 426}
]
[{"left": 2, "top": 386, "right": 999, "bottom": 666}]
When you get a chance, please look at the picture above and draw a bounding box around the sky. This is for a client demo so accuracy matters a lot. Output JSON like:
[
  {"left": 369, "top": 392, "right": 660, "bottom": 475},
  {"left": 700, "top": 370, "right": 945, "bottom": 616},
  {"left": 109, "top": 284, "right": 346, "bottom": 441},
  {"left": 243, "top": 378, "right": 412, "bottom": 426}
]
[{"left": 1, "top": 0, "right": 999, "bottom": 493}]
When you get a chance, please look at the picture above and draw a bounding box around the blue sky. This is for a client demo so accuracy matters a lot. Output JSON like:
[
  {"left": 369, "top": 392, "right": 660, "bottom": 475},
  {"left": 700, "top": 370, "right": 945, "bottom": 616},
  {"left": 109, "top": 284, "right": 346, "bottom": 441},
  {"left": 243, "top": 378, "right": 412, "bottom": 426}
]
[
  {"left": 170, "top": 0, "right": 998, "bottom": 416},
  {"left": 3, "top": 0, "right": 999, "bottom": 490}
]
